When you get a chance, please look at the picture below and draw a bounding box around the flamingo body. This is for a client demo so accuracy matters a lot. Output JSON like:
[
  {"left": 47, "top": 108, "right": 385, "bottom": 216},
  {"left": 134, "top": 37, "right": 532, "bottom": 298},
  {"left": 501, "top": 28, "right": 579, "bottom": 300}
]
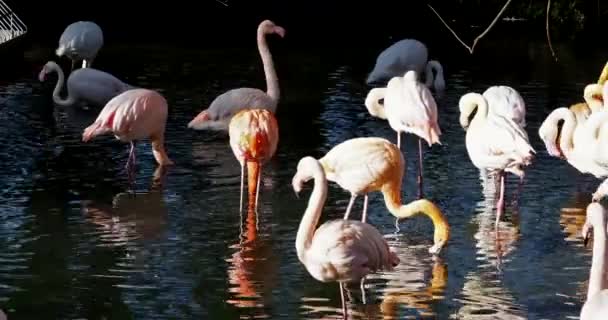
[
  {"left": 228, "top": 108, "right": 279, "bottom": 211},
  {"left": 580, "top": 203, "right": 608, "bottom": 319},
  {"left": 39, "top": 61, "right": 134, "bottom": 108},
  {"left": 188, "top": 20, "right": 285, "bottom": 131},
  {"left": 56, "top": 21, "right": 103, "bottom": 69}
]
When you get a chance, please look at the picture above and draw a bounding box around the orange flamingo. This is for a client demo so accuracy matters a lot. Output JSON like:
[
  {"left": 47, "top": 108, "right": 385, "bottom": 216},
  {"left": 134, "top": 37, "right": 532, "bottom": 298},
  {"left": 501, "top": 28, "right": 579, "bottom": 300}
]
[
  {"left": 313, "top": 137, "right": 450, "bottom": 254},
  {"left": 82, "top": 88, "right": 174, "bottom": 180},
  {"left": 292, "top": 156, "right": 399, "bottom": 319},
  {"left": 228, "top": 109, "right": 279, "bottom": 212}
]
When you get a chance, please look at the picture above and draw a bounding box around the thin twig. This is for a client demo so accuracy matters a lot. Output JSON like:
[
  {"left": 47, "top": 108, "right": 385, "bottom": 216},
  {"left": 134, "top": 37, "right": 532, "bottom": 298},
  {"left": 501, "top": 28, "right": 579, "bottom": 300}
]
[
  {"left": 546, "top": 0, "right": 558, "bottom": 61},
  {"left": 428, "top": 0, "right": 513, "bottom": 54}
]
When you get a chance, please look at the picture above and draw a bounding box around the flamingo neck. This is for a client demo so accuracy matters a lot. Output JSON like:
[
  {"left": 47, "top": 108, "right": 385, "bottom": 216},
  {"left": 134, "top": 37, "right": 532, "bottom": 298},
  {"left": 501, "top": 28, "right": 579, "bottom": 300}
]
[
  {"left": 295, "top": 159, "right": 327, "bottom": 264},
  {"left": 151, "top": 135, "right": 174, "bottom": 166},
  {"left": 257, "top": 29, "right": 280, "bottom": 102},
  {"left": 459, "top": 92, "right": 487, "bottom": 127},
  {"left": 588, "top": 217, "right": 607, "bottom": 299},
  {"left": 365, "top": 88, "right": 387, "bottom": 119},
  {"left": 49, "top": 63, "right": 76, "bottom": 107},
  {"left": 553, "top": 108, "right": 577, "bottom": 156},
  {"left": 425, "top": 60, "right": 445, "bottom": 92}
]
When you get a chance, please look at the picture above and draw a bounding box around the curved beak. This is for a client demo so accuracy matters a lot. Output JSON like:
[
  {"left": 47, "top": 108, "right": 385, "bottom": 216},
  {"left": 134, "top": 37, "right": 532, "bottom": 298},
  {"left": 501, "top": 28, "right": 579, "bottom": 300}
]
[
  {"left": 274, "top": 26, "right": 286, "bottom": 38},
  {"left": 187, "top": 110, "right": 210, "bottom": 129}
]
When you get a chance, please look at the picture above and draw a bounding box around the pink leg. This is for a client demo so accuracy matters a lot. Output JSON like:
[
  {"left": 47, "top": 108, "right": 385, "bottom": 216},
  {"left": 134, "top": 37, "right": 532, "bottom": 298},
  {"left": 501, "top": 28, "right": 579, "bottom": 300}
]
[
  {"left": 495, "top": 172, "right": 506, "bottom": 230},
  {"left": 239, "top": 164, "right": 245, "bottom": 212},
  {"left": 397, "top": 132, "right": 401, "bottom": 149},
  {"left": 344, "top": 194, "right": 357, "bottom": 220},
  {"left": 361, "top": 195, "right": 369, "bottom": 223},
  {"left": 340, "top": 282, "right": 348, "bottom": 320},
  {"left": 254, "top": 166, "right": 262, "bottom": 211},
  {"left": 417, "top": 138, "right": 424, "bottom": 199}
]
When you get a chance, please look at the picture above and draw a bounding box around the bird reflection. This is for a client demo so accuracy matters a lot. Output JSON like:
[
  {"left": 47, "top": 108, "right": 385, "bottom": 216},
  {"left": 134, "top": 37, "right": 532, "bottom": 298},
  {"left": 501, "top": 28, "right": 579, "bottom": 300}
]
[
  {"left": 81, "top": 166, "right": 169, "bottom": 246},
  {"left": 378, "top": 255, "right": 447, "bottom": 319},
  {"left": 225, "top": 202, "right": 277, "bottom": 316},
  {"left": 559, "top": 191, "right": 591, "bottom": 242}
]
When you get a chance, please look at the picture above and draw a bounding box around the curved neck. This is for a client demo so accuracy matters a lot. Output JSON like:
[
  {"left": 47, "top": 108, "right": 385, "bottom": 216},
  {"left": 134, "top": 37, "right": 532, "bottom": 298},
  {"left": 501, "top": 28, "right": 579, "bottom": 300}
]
[
  {"left": 425, "top": 60, "right": 444, "bottom": 90},
  {"left": 295, "top": 160, "right": 327, "bottom": 263},
  {"left": 257, "top": 29, "right": 279, "bottom": 102},
  {"left": 584, "top": 84, "right": 603, "bottom": 112},
  {"left": 598, "top": 61, "right": 608, "bottom": 85},
  {"left": 588, "top": 218, "right": 607, "bottom": 299},
  {"left": 552, "top": 108, "right": 577, "bottom": 155},
  {"left": 49, "top": 64, "right": 75, "bottom": 107},
  {"left": 459, "top": 93, "right": 488, "bottom": 125}
]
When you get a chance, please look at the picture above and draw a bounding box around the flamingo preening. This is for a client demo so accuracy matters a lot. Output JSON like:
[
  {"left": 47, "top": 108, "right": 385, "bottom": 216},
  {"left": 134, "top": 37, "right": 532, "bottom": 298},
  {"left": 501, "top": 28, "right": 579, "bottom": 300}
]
[{"left": 56, "top": 21, "right": 104, "bottom": 70}]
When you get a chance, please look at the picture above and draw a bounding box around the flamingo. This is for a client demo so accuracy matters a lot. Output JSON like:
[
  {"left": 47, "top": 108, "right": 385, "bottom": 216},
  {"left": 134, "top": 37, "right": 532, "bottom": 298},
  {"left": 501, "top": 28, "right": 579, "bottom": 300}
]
[
  {"left": 459, "top": 85, "right": 526, "bottom": 130},
  {"left": 365, "top": 70, "right": 442, "bottom": 199},
  {"left": 56, "top": 21, "right": 104, "bottom": 70},
  {"left": 366, "top": 39, "right": 445, "bottom": 93},
  {"left": 81, "top": 88, "right": 174, "bottom": 180},
  {"left": 292, "top": 156, "right": 400, "bottom": 320},
  {"left": 38, "top": 61, "right": 134, "bottom": 108},
  {"left": 228, "top": 109, "right": 279, "bottom": 212},
  {"left": 459, "top": 92, "right": 535, "bottom": 229},
  {"left": 311, "top": 137, "right": 450, "bottom": 254},
  {"left": 188, "top": 20, "right": 285, "bottom": 131},
  {"left": 580, "top": 202, "right": 608, "bottom": 320}
]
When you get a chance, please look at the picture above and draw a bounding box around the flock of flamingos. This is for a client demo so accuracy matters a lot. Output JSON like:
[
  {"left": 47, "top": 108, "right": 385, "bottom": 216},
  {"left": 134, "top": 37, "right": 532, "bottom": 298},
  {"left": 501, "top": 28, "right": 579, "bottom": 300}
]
[{"left": 32, "top": 18, "right": 608, "bottom": 319}]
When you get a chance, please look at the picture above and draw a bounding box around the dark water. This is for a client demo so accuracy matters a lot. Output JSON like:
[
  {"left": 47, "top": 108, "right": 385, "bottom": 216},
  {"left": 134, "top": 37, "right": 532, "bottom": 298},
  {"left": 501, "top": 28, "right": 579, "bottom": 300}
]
[{"left": 0, "top": 41, "right": 607, "bottom": 319}]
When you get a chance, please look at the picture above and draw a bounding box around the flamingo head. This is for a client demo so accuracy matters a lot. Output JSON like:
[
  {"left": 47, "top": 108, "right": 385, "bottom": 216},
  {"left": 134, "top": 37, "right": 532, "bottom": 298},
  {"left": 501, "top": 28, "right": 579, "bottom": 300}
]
[
  {"left": 582, "top": 202, "right": 607, "bottom": 247},
  {"left": 259, "top": 20, "right": 286, "bottom": 38},
  {"left": 291, "top": 156, "right": 317, "bottom": 198},
  {"left": 38, "top": 61, "right": 54, "bottom": 82}
]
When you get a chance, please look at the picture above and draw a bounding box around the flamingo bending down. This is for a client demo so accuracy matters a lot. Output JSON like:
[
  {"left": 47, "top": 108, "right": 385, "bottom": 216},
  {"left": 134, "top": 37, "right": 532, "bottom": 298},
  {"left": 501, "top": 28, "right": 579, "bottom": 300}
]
[
  {"left": 365, "top": 70, "right": 442, "bottom": 199},
  {"left": 580, "top": 202, "right": 608, "bottom": 320},
  {"left": 39, "top": 61, "right": 134, "bottom": 108},
  {"left": 292, "top": 156, "right": 400, "bottom": 319},
  {"left": 188, "top": 20, "right": 285, "bottom": 131},
  {"left": 313, "top": 137, "right": 450, "bottom": 254},
  {"left": 228, "top": 109, "right": 279, "bottom": 212},
  {"left": 459, "top": 92, "right": 535, "bottom": 229},
  {"left": 82, "top": 89, "right": 174, "bottom": 180},
  {"left": 56, "top": 21, "right": 104, "bottom": 70},
  {"left": 366, "top": 39, "right": 446, "bottom": 93},
  {"left": 459, "top": 85, "right": 526, "bottom": 130}
]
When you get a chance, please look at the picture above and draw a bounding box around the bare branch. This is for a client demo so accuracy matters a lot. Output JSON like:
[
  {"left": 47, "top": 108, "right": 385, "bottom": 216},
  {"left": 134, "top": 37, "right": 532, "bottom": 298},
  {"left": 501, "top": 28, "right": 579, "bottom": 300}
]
[
  {"left": 428, "top": 0, "right": 513, "bottom": 54},
  {"left": 546, "top": 0, "right": 558, "bottom": 61}
]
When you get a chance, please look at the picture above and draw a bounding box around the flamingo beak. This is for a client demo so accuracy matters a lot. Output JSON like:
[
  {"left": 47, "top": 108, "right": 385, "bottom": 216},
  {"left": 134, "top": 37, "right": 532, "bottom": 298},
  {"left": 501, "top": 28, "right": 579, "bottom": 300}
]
[
  {"left": 38, "top": 69, "right": 46, "bottom": 82},
  {"left": 187, "top": 111, "right": 210, "bottom": 129},
  {"left": 274, "top": 26, "right": 286, "bottom": 38}
]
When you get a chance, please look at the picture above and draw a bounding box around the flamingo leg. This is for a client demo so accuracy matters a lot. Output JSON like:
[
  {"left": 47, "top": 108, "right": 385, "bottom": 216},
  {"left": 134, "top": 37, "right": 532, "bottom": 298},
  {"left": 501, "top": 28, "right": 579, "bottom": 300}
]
[
  {"left": 417, "top": 138, "right": 424, "bottom": 199},
  {"left": 126, "top": 142, "right": 137, "bottom": 188},
  {"left": 397, "top": 132, "right": 401, "bottom": 149},
  {"left": 495, "top": 172, "right": 506, "bottom": 230},
  {"left": 340, "top": 282, "right": 348, "bottom": 320},
  {"left": 361, "top": 194, "right": 369, "bottom": 223},
  {"left": 360, "top": 277, "right": 367, "bottom": 304},
  {"left": 239, "top": 164, "right": 245, "bottom": 212},
  {"left": 70, "top": 60, "right": 75, "bottom": 72},
  {"left": 254, "top": 165, "right": 262, "bottom": 211},
  {"left": 344, "top": 194, "right": 357, "bottom": 220},
  {"left": 82, "top": 60, "right": 87, "bottom": 68}
]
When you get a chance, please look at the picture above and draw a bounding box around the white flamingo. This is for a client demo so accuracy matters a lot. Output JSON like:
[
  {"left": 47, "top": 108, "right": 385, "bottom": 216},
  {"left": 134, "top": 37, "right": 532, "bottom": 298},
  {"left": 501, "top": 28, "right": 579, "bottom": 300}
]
[
  {"left": 580, "top": 202, "right": 608, "bottom": 320},
  {"left": 459, "top": 92, "right": 535, "bottom": 229},
  {"left": 56, "top": 21, "right": 104, "bottom": 70},
  {"left": 459, "top": 85, "right": 526, "bottom": 129}
]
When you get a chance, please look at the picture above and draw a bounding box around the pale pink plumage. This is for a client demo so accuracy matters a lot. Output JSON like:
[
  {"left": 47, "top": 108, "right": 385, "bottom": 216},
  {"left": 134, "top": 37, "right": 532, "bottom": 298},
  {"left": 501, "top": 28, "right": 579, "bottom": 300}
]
[{"left": 82, "top": 88, "right": 173, "bottom": 174}]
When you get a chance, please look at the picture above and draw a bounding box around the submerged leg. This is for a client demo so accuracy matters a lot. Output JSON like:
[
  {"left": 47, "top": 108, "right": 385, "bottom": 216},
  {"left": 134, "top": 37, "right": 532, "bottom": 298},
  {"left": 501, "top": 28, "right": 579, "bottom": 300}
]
[
  {"left": 340, "top": 282, "right": 348, "bottom": 320},
  {"left": 126, "top": 142, "right": 137, "bottom": 187},
  {"left": 418, "top": 138, "right": 424, "bottom": 199},
  {"left": 344, "top": 194, "right": 357, "bottom": 220},
  {"left": 495, "top": 172, "right": 506, "bottom": 230},
  {"left": 255, "top": 166, "right": 262, "bottom": 211},
  {"left": 360, "top": 277, "right": 367, "bottom": 304},
  {"left": 361, "top": 195, "right": 369, "bottom": 223},
  {"left": 239, "top": 164, "right": 245, "bottom": 212}
]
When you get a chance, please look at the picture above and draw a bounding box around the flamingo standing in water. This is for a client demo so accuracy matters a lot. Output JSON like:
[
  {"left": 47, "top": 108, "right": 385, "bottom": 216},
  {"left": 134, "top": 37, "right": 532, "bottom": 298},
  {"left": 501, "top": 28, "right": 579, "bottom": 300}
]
[
  {"left": 56, "top": 21, "right": 104, "bottom": 70},
  {"left": 459, "top": 91, "right": 535, "bottom": 229},
  {"left": 82, "top": 88, "right": 174, "bottom": 181},
  {"left": 228, "top": 109, "right": 279, "bottom": 212},
  {"left": 580, "top": 202, "right": 608, "bottom": 320},
  {"left": 39, "top": 61, "right": 134, "bottom": 108},
  {"left": 311, "top": 137, "right": 450, "bottom": 254},
  {"left": 292, "top": 156, "right": 400, "bottom": 320},
  {"left": 188, "top": 20, "right": 285, "bottom": 131},
  {"left": 365, "top": 70, "right": 442, "bottom": 199}
]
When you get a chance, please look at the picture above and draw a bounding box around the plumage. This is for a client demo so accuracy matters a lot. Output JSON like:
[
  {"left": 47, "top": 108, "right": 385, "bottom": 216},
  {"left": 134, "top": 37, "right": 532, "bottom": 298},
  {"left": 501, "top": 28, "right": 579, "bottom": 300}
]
[
  {"left": 460, "top": 86, "right": 526, "bottom": 129},
  {"left": 366, "top": 39, "right": 445, "bottom": 92},
  {"left": 580, "top": 203, "right": 608, "bottom": 320},
  {"left": 39, "top": 61, "right": 134, "bottom": 108},
  {"left": 188, "top": 20, "right": 284, "bottom": 131},
  {"left": 56, "top": 21, "right": 103, "bottom": 69},
  {"left": 82, "top": 88, "right": 173, "bottom": 180},
  {"left": 228, "top": 109, "right": 279, "bottom": 212},
  {"left": 293, "top": 156, "right": 399, "bottom": 318}
]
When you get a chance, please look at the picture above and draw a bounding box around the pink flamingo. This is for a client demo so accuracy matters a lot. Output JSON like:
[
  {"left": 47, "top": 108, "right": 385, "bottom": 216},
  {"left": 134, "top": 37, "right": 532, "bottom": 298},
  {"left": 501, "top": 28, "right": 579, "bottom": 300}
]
[
  {"left": 188, "top": 20, "right": 285, "bottom": 131},
  {"left": 293, "top": 156, "right": 399, "bottom": 319},
  {"left": 228, "top": 109, "right": 279, "bottom": 212},
  {"left": 82, "top": 88, "right": 174, "bottom": 180}
]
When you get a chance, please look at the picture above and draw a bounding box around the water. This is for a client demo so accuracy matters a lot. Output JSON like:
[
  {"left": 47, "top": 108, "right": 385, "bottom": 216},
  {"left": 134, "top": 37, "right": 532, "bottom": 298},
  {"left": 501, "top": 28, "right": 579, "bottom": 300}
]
[{"left": 0, "top": 41, "right": 606, "bottom": 319}]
